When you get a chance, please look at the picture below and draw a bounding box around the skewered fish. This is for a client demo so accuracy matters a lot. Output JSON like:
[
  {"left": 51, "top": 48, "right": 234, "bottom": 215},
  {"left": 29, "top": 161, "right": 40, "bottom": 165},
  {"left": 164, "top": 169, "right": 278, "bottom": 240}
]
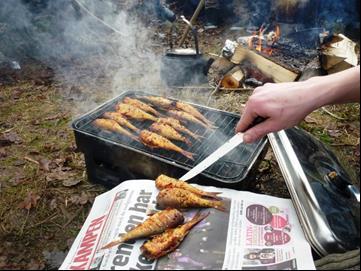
[
  {"left": 141, "top": 211, "right": 209, "bottom": 260},
  {"left": 150, "top": 123, "right": 192, "bottom": 146},
  {"left": 102, "top": 209, "right": 184, "bottom": 250},
  {"left": 123, "top": 97, "right": 161, "bottom": 117},
  {"left": 140, "top": 130, "right": 194, "bottom": 160},
  {"left": 157, "top": 118, "right": 203, "bottom": 141},
  {"left": 156, "top": 175, "right": 222, "bottom": 200},
  {"left": 103, "top": 112, "right": 140, "bottom": 133},
  {"left": 116, "top": 103, "right": 157, "bottom": 122},
  {"left": 93, "top": 119, "right": 139, "bottom": 142},
  {"left": 157, "top": 188, "right": 225, "bottom": 211},
  {"left": 174, "top": 101, "right": 214, "bottom": 127},
  {"left": 169, "top": 110, "right": 209, "bottom": 129},
  {"left": 140, "top": 96, "right": 173, "bottom": 109}
]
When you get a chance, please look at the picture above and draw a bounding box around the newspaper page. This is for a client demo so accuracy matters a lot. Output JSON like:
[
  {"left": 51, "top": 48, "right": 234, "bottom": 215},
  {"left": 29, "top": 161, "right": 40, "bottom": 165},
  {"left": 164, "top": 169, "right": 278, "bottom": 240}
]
[{"left": 60, "top": 180, "right": 316, "bottom": 270}]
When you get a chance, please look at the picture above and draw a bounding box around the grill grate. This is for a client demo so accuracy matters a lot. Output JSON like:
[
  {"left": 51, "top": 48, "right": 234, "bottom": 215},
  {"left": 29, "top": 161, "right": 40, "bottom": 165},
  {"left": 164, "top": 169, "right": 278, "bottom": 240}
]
[{"left": 73, "top": 92, "right": 266, "bottom": 181}]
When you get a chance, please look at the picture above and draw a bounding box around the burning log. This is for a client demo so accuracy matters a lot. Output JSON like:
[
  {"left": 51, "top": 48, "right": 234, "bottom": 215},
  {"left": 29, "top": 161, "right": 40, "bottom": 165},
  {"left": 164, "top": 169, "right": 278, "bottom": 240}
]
[
  {"left": 321, "top": 34, "right": 359, "bottom": 74},
  {"left": 231, "top": 45, "right": 300, "bottom": 83},
  {"left": 207, "top": 57, "right": 235, "bottom": 85},
  {"left": 221, "top": 66, "right": 245, "bottom": 89}
]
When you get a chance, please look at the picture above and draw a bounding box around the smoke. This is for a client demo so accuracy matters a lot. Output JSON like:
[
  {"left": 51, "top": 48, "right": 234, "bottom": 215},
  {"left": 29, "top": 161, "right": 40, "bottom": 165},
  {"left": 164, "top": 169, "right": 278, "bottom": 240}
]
[{"left": 0, "top": 0, "right": 165, "bottom": 114}]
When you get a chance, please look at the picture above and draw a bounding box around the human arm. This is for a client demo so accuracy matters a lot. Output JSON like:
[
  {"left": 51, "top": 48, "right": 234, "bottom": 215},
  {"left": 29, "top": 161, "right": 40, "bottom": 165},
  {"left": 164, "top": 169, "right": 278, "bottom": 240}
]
[{"left": 236, "top": 66, "right": 360, "bottom": 143}]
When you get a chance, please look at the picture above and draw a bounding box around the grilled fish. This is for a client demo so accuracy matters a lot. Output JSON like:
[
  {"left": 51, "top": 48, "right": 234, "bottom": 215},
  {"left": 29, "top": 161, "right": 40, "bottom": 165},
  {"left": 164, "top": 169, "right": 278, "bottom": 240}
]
[
  {"left": 93, "top": 119, "right": 139, "bottom": 142},
  {"left": 150, "top": 123, "right": 192, "bottom": 146},
  {"left": 157, "top": 188, "right": 225, "bottom": 211},
  {"left": 103, "top": 112, "right": 140, "bottom": 133},
  {"left": 140, "top": 96, "right": 173, "bottom": 109},
  {"left": 123, "top": 97, "right": 161, "bottom": 117},
  {"left": 116, "top": 103, "right": 157, "bottom": 122},
  {"left": 140, "top": 130, "right": 194, "bottom": 160},
  {"left": 102, "top": 209, "right": 184, "bottom": 250},
  {"left": 156, "top": 175, "right": 222, "bottom": 200},
  {"left": 174, "top": 101, "right": 214, "bottom": 127},
  {"left": 157, "top": 118, "right": 203, "bottom": 141},
  {"left": 169, "top": 110, "right": 209, "bottom": 129},
  {"left": 141, "top": 211, "right": 209, "bottom": 260}
]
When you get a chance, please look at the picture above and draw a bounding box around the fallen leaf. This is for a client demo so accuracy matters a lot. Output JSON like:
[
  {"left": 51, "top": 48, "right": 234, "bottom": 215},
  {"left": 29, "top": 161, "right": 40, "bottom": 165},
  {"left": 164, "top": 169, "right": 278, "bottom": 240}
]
[
  {"left": 69, "top": 192, "right": 90, "bottom": 206},
  {"left": 8, "top": 174, "right": 27, "bottom": 186},
  {"left": 38, "top": 158, "right": 51, "bottom": 172},
  {"left": 18, "top": 192, "right": 41, "bottom": 210},
  {"left": 304, "top": 116, "right": 318, "bottom": 124},
  {"left": 0, "top": 132, "right": 22, "bottom": 147},
  {"left": 62, "top": 179, "right": 82, "bottom": 187}
]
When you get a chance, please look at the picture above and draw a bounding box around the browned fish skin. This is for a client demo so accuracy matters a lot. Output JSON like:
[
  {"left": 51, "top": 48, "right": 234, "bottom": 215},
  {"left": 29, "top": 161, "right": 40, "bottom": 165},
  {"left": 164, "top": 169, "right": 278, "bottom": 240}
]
[
  {"left": 149, "top": 123, "right": 192, "bottom": 146},
  {"left": 93, "top": 119, "right": 139, "bottom": 142},
  {"left": 156, "top": 175, "right": 222, "bottom": 200},
  {"left": 103, "top": 112, "right": 140, "bottom": 133},
  {"left": 141, "top": 211, "right": 209, "bottom": 260},
  {"left": 101, "top": 209, "right": 184, "bottom": 250},
  {"left": 175, "top": 101, "right": 214, "bottom": 127},
  {"left": 157, "top": 188, "right": 225, "bottom": 211},
  {"left": 157, "top": 118, "right": 203, "bottom": 141},
  {"left": 140, "top": 96, "right": 173, "bottom": 109},
  {"left": 168, "top": 110, "right": 209, "bottom": 129},
  {"left": 140, "top": 130, "right": 194, "bottom": 160},
  {"left": 124, "top": 97, "right": 161, "bottom": 117},
  {"left": 116, "top": 103, "right": 157, "bottom": 122}
]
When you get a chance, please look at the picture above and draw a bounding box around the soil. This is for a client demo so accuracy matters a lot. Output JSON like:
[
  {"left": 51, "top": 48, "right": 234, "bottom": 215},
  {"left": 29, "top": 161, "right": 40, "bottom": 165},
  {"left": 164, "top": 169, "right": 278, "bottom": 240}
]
[{"left": 0, "top": 10, "right": 360, "bottom": 271}]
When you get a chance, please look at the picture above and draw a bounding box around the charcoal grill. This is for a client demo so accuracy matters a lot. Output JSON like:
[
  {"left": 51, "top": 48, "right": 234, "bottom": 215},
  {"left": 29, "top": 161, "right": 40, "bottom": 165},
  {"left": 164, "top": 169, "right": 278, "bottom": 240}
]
[{"left": 72, "top": 91, "right": 268, "bottom": 189}]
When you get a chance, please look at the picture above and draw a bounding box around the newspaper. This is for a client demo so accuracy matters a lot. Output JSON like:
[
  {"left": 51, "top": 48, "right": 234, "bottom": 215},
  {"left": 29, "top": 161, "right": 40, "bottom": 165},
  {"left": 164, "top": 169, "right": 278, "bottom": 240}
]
[{"left": 60, "top": 180, "right": 316, "bottom": 270}]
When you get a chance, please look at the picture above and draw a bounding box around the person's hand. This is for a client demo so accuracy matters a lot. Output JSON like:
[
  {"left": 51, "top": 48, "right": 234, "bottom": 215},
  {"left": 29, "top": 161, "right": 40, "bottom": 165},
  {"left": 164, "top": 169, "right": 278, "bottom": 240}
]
[{"left": 235, "top": 81, "right": 319, "bottom": 143}]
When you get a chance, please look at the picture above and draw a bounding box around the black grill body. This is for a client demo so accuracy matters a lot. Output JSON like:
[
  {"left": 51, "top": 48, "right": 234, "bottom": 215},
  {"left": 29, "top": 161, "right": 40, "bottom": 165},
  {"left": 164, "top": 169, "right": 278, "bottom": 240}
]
[{"left": 72, "top": 91, "right": 268, "bottom": 189}]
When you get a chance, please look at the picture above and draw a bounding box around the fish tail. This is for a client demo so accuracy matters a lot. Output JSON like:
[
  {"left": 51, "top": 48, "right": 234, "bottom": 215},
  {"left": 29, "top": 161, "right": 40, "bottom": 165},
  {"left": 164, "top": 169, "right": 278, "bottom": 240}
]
[
  {"left": 202, "top": 192, "right": 223, "bottom": 200},
  {"left": 101, "top": 236, "right": 125, "bottom": 250},
  {"left": 213, "top": 201, "right": 226, "bottom": 212},
  {"left": 185, "top": 138, "right": 192, "bottom": 147},
  {"left": 181, "top": 150, "right": 194, "bottom": 160},
  {"left": 187, "top": 211, "right": 210, "bottom": 228}
]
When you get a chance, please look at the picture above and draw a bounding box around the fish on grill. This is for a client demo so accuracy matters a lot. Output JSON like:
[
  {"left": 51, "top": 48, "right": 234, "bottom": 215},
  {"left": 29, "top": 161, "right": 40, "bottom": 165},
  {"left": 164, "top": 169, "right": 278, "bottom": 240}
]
[
  {"left": 116, "top": 103, "right": 157, "bottom": 122},
  {"left": 157, "top": 188, "right": 225, "bottom": 211},
  {"left": 141, "top": 211, "right": 209, "bottom": 260},
  {"left": 123, "top": 97, "right": 162, "bottom": 117},
  {"left": 93, "top": 119, "right": 139, "bottom": 142},
  {"left": 156, "top": 175, "right": 222, "bottom": 200},
  {"left": 103, "top": 112, "right": 140, "bottom": 133},
  {"left": 139, "top": 130, "right": 194, "bottom": 160},
  {"left": 157, "top": 118, "right": 203, "bottom": 141},
  {"left": 101, "top": 209, "right": 184, "bottom": 250},
  {"left": 174, "top": 101, "right": 215, "bottom": 128},
  {"left": 149, "top": 123, "right": 192, "bottom": 146},
  {"left": 168, "top": 110, "right": 210, "bottom": 129},
  {"left": 140, "top": 96, "right": 173, "bottom": 109}
]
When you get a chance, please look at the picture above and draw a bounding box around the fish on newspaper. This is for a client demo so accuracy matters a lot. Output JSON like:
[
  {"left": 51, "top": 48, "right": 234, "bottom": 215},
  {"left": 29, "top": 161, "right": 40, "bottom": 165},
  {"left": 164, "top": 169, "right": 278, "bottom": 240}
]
[
  {"left": 101, "top": 209, "right": 184, "bottom": 249},
  {"left": 155, "top": 175, "right": 222, "bottom": 200},
  {"left": 157, "top": 188, "right": 225, "bottom": 211},
  {"left": 141, "top": 211, "right": 209, "bottom": 260}
]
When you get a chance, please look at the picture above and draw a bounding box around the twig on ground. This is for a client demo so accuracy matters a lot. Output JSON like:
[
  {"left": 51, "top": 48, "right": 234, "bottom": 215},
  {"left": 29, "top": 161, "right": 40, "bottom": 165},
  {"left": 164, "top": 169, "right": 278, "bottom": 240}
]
[
  {"left": 207, "top": 78, "right": 223, "bottom": 106},
  {"left": 322, "top": 107, "right": 347, "bottom": 121}
]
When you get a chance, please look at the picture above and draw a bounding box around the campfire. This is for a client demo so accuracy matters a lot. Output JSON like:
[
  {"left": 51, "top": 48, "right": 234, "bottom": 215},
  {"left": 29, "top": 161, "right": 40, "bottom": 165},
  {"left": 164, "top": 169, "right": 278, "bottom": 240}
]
[{"left": 248, "top": 24, "right": 281, "bottom": 56}]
